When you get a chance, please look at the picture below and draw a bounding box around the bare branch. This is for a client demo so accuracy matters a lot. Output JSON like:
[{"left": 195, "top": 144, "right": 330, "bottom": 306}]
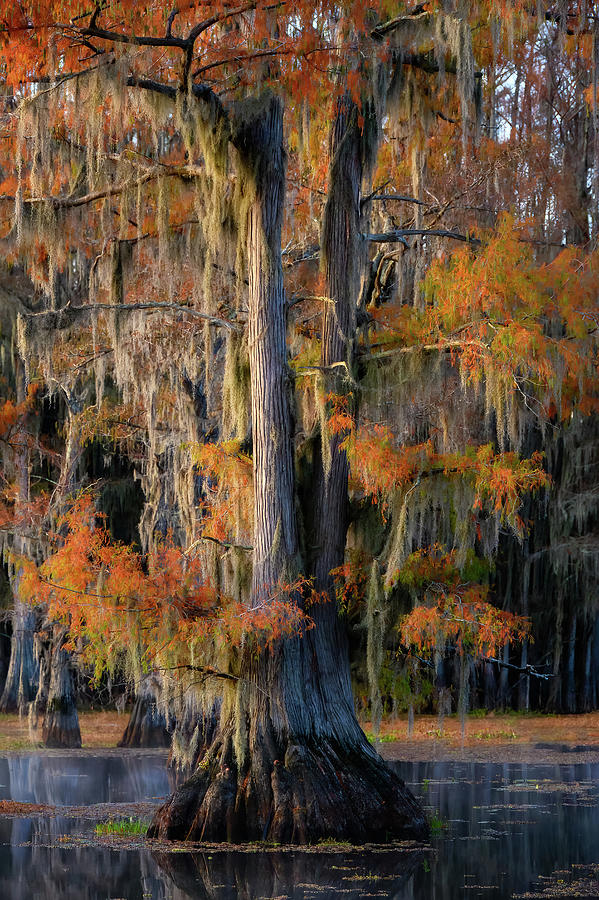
[
  {"left": 364, "top": 193, "right": 431, "bottom": 207},
  {"left": 187, "top": 2, "right": 257, "bottom": 44},
  {"left": 126, "top": 76, "right": 177, "bottom": 99},
  {"left": 366, "top": 228, "right": 481, "bottom": 245},
  {"left": 185, "top": 535, "right": 253, "bottom": 554},
  {"left": 371, "top": 10, "right": 431, "bottom": 39},
  {"left": 77, "top": 21, "right": 188, "bottom": 51},
  {"left": 484, "top": 655, "right": 554, "bottom": 680},
  {"left": 166, "top": 6, "right": 180, "bottom": 38}
]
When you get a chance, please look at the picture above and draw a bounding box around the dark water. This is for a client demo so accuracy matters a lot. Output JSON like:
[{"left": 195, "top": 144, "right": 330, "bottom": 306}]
[{"left": 0, "top": 752, "right": 598, "bottom": 899}]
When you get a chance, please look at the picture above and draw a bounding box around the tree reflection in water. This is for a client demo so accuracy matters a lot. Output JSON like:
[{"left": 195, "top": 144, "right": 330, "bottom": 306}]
[{"left": 153, "top": 846, "right": 424, "bottom": 900}]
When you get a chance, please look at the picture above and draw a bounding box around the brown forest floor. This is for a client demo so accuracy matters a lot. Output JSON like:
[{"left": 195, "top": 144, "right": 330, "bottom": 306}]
[
  {"left": 363, "top": 711, "right": 599, "bottom": 764},
  {"left": 1, "top": 709, "right": 599, "bottom": 762},
  {"left": 0, "top": 710, "right": 126, "bottom": 751}
]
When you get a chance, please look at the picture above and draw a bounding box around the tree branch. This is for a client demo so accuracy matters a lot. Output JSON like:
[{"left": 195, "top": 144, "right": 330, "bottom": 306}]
[
  {"left": 361, "top": 339, "right": 490, "bottom": 363},
  {"left": 185, "top": 535, "right": 253, "bottom": 554},
  {"left": 371, "top": 10, "right": 431, "bottom": 39},
  {"left": 483, "top": 655, "right": 555, "bottom": 680},
  {"left": 77, "top": 22, "right": 188, "bottom": 50},
  {"left": 365, "top": 228, "right": 481, "bottom": 245},
  {"left": 187, "top": 2, "right": 257, "bottom": 45},
  {"left": 22, "top": 163, "right": 202, "bottom": 211},
  {"left": 21, "top": 301, "right": 240, "bottom": 332},
  {"left": 363, "top": 193, "right": 430, "bottom": 207},
  {"left": 166, "top": 6, "right": 180, "bottom": 39}
]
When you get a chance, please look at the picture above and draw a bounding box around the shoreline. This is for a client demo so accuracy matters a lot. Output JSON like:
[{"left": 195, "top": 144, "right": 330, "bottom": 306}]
[
  {"left": 2, "top": 709, "right": 599, "bottom": 765},
  {"left": 379, "top": 739, "right": 599, "bottom": 765}
]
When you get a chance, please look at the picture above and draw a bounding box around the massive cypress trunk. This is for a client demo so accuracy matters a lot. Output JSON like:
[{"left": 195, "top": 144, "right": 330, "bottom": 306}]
[
  {"left": 313, "top": 93, "right": 361, "bottom": 601},
  {"left": 168, "top": 696, "right": 221, "bottom": 774},
  {"left": 566, "top": 612, "right": 577, "bottom": 714},
  {"left": 149, "top": 94, "right": 426, "bottom": 844}
]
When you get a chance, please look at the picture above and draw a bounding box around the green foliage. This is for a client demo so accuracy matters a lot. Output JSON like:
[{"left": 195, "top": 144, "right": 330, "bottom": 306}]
[
  {"left": 378, "top": 659, "right": 434, "bottom": 714},
  {"left": 95, "top": 818, "right": 148, "bottom": 836},
  {"left": 365, "top": 730, "right": 400, "bottom": 744}
]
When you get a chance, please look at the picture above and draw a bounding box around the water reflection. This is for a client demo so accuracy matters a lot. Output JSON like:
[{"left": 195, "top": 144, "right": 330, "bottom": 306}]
[
  {"left": 0, "top": 821, "right": 167, "bottom": 900},
  {"left": 155, "top": 846, "right": 423, "bottom": 900},
  {"left": 399, "top": 760, "right": 599, "bottom": 899},
  {"left": 0, "top": 751, "right": 173, "bottom": 806},
  {"left": 0, "top": 754, "right": 597, "bottom": 899}
]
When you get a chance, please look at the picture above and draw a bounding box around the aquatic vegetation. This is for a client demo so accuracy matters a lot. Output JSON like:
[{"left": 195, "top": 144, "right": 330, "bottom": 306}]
[
  {"left": 428, "top": 812, "right": 449, "bottom": 836},
  {"left": 95, "top": 818, "right": 148, "bottom": 836}
]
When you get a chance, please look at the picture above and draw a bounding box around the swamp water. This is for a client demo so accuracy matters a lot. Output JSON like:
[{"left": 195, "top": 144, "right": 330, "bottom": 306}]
[{"left": 0, "top": 752, "right": 598, "bottom": 899}]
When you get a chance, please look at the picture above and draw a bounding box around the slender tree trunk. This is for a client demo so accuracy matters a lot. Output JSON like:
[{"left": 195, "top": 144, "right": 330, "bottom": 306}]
[
  {"left": 518, "top": 559, "right": 530, "bottom": 711},
  {"left": 118, "top": 673, "right": 170, "bottom": 748},
  {"left": 518, "top": 639, "right": 530, "bottom": 711},
  {"left": 149, "top": 94, "right": 426, "bottom": 844},
  {"left": 1, "top": 356, "right": 37, "bottom": 713},
  {"left": 582, "top": 625, "right": 593, "bottom": 713},
  {"left": 0, "top": 593, "right": 37, "bottom": 713},
  {"left": 41, "top": 629, "right": 81, "bottom": 749},
  {"left": 483, "top": 661, "right": 497, "bottom": 710},
  {"left": 548, "top": 591, "right": 564, "bottom": 711},
  {"left": 28, "top": 632, "right": 50, "bottom": 740},
  {"left": 498, "top": 641, "right": 510, "bottom": 710},
  {"left": 566, "top": 612, "right": 577, "bottom": 714},
  {"left": 591, "top": 616, "right": 599, "bottom": 709}
]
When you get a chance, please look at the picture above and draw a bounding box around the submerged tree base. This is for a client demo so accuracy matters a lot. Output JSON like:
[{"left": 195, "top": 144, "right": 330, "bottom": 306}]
[{"left": 148, "top": 730, "right": 428, "bottom": 844}]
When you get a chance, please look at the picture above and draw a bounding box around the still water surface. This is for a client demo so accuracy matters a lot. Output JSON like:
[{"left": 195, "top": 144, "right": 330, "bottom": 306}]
[{"left": 0, "top": 751, "right": 597, "bottom": 899}]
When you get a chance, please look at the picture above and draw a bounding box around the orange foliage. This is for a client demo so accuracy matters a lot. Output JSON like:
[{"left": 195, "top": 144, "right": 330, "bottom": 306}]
[
  {"left": 330, "top": 549, "right": 372, "bottom": 615},
  {"left": 328, "top": 395, "right": 549, "bottom": 534},
  {"left": 16, "top": 494, "right": 315, "bottom": 679},
  {"left": 191, "top": 440, "right": 253, "bottom": 545},
  {"left": 401, "top": 594, "right": 530, "bottom": 658},
  {"left": 0, "top": 0, "right": 594, "bottom": 689},
  {"left": 398, "top": 547, "right": 530, "bottom": 657},
  {"left": 422, "top": 216, "right": 599, "bottom": 419},
  {"left": 0, "top": 384, "right": 37, "bottom": 446}
]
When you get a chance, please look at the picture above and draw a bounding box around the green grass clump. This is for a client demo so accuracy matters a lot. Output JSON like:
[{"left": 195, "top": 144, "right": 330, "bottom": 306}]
[
  {"left": 472, "top": 728, "right": 517, "bottom": 741},
  {"left": 365, "top": 731, "right": 400, "bottom": 744},
  {"left": 95, "top": 818, "right": 148, "bottom": 836},
  {"left": 429, "top": 812, "right": 448, "bottom": 836}
]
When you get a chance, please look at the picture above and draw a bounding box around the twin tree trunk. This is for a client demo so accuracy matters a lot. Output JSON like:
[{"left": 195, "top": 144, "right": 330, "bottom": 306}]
[{"left": 149, "top": 94, "right": 426, "bottom": 844}]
